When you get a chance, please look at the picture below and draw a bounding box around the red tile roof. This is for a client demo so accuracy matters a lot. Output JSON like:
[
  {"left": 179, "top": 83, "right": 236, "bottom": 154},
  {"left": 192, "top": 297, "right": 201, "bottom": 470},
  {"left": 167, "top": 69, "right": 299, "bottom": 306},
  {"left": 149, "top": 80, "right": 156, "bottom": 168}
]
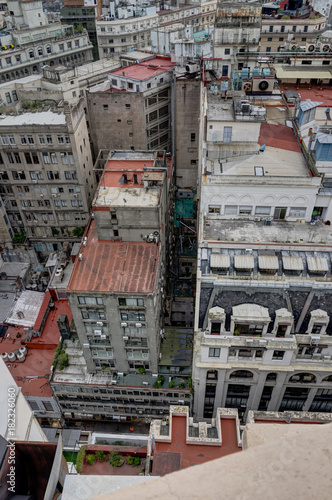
[
  {"left": 67, "top": 220, "right": 161, "bottom": 294},
  {"left": 153, "top": 415, "right": 240, "bottom": 473},
  {"left": 110, "top": 56, "right": 175, "bottom": 81},
  {"left": 258, "top": 122, "right": 301, "bottom": 152},
  {"left": 0, "top": 300, "right": 72, "bottom": 397}
]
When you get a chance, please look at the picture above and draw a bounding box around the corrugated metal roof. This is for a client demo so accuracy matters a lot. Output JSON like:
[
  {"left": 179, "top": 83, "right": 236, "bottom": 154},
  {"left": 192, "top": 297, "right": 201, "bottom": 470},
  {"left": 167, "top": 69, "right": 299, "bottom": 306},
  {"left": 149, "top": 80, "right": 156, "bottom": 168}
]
[
  {"left": 234, "top": 254, "right": 254, "bottom": 269},
  {"left": 299, "top": 99, "right": 323, "bottom": 111},
  {"left": 210, "top": 254, "right": 230, "bottom": 269},
  {"left": 307, "top": 257, "right": 328, "bottom": 273},
  {"left": 258, "top": 255, "right": 279, "bottom": 270},
  {"left": 316, "top": 132, "right": 332, "bottom": 144},
  {"left": 282, "top": 256, "right": 304, "bottom": 271}
]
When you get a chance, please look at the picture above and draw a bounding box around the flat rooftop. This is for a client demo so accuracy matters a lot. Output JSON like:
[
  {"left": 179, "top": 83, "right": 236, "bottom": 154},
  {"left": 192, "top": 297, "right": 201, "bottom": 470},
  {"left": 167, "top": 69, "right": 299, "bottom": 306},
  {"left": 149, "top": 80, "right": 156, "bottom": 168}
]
[
  {"left": 6, "top": 290, "right": 45, "bottom": 328},
  {"left": 258, "top": 122, "right": 301, "bottom": 153},
  {"left": 67, "top": 220, "right": 160, "bottom": 294},
  {"left": 0, "top": 111, "right": 66, "bottom": 126},
  {"left": 0, "top": 299, "right": 72, "bottom": 397},
  {"left": 159, "top": 328, "right": 193, "bottom": 367},
  {"left": 217, "top": 145, "right": 308, "bottom": 178},
  {"left": 203, "top": 219, "right": 332, "bottom": 249},
  {"left": 93, "top": 160, "right": 162, "bottom": 208},
  {"left": 110, "top": 56, "right": 175, "bottom": 81},
  {"left": 153, "top": 415, "right": 239, "bottom": 472}
]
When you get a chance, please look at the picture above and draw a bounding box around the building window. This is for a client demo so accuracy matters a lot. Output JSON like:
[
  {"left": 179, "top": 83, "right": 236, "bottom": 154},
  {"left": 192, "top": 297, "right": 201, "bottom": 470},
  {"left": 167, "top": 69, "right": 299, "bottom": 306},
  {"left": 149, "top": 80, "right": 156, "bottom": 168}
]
[
  {"left": 224, "top": 205, "right": 237, "bottom": 215},
  {"left": 223, "top": 126, "right": 232, "bottom": 142},
  {"left": 272, "top": 350, "right": 285, "bottom": 360},
  {"left": 267, "top": 37, "right": 272, "bottom": 42},
  {"left": 191, "top": 132, "right": 196, "bottom": 142},
  {"left": 255, "top": 206, "right": 271, "bottom": 215},
  {"left": 266, "top": 47, "right": 271, "bottom": 53},
  {"left": 42, "top": 401, "right": 54, "bottom": 411},
  {"left": 78, "top": 296, "right": 104, "bottom": 305},
  {"left": 239, "top": 206, "right": 252, "bottom": 215},
  {"left": 279, "top": 37, "right": 284, "bottom": 41},
  {"left": 281, "top": 26, "right": 285, "bottom": 33},
  {"left": 269, "top": 26, "right": 273, "bottom": 33},
  {"left": 289, "top": 207, "right": 306, "bottom": 217},
  {"left": 28, "top": 401, "right": 39, "bottom": 411},
  {"left": 208, "top": 205, "right": 220, "bottom": 214},
  {"left": 208, "top": 348, "right": 220, "bottom": 358},
  {"left": 225, "top": 48, "right": 230, "bottom": 55}
]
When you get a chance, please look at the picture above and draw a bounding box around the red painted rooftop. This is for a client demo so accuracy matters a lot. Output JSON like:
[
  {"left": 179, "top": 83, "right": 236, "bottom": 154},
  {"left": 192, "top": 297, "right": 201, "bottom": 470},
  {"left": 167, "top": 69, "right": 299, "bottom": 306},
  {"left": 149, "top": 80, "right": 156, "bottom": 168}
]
[
  {"left": 258, "top": 122, "right": 301, "bottom": 152},
  {"left": 279, "top": 82, "right": 332, "bottom": 108},
  {"left": 0, "top": 300, "right": 72, "bottom": 397},
  {"left": 153, "top": 415, "right": 240, "bottom": 474},
  {"left": 67, "top": 220, "right": 161, "bottom": 294},
  {"left": 110, "top": 56, "right": 175, "bottom": 81}
]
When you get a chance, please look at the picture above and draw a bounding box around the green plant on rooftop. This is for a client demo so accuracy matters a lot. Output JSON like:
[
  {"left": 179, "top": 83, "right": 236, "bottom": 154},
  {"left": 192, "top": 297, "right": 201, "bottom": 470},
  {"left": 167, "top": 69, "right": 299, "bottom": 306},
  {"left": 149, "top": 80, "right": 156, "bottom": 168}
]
[
  {"left": 52, "top": 227, "right": 60, "bottom": 236},
  {"left": 101, "top": 365, "right": 109, "bottom": 371},
  {"left": 106, "top": 451, "right": 124, "bottom": 467},
  {"left": 126, "top": 456, "right": 140, "bottom": 467},
  {"left": 12, "top": 230, "right": 26, "bottom": 244},
  {"left": 137, "top": 367, "right": 146, "bottom": 374},
  {"left": 281, "top": 15, "right": 290, "bottom": 19},
  {"left": 76, "top": 446, "right": 86, "bottom": 473},
  {"left": 52, "top": 341, "right": 63, "bottom": 367},
  {"left": 73, "top": 226, "right": 85, "bottom": 237},
  {"left": 169, "top": 379, "right": 175, "bottom": 388},
  {"left": 58, "top": 351, "right": 69, "bottom": 370},
  {"left": 153, "top": 375, "right": 165, "bottom": 388},
  {"left": 95, "top": 451, "right": 105, "bottom": 462},
  {"left": 178, "top": 382, "right": 186, "bottom": 389},
  {"left": 85, "top": 454, "right": 97, "bottom": 466}
]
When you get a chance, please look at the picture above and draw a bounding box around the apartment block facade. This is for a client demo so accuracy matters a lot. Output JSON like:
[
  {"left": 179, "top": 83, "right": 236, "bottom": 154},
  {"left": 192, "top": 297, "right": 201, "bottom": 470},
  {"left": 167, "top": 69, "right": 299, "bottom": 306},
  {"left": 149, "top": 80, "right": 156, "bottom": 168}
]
[
  {"left": 87, "top": 55, "right": 174, "bottom": 156},
  {"left": 0, "top": 99, "right": 96, "bottom": 253}
]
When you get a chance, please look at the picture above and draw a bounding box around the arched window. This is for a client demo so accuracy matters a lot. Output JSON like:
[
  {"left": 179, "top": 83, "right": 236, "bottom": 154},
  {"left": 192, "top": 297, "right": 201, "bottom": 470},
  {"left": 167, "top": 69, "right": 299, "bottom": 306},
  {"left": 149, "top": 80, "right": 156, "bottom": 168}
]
[
  {"left": 37, "top": 47, "right": 43, "bottom": 56},
  {"left": 289, "top": 373, "right": 316, "bottom": 383},
  {"left": 29, "top": 49, "right": 34, "bottom": 59},
  {"left": 322, "top": 374, "right": 332, "bottom": 382},
  {"left": 230, "top": 370, "right": 253, "bottom": 379},
  {"left": 266, "top": 372, "right": 277, "bottom": 381}
]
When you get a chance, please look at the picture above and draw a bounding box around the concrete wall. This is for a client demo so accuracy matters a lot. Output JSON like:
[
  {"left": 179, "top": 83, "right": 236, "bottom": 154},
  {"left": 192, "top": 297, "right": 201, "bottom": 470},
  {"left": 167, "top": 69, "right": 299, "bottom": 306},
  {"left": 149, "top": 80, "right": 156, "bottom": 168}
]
[{"left": 175, "top": 78, "right": 200, "bottom": 189}]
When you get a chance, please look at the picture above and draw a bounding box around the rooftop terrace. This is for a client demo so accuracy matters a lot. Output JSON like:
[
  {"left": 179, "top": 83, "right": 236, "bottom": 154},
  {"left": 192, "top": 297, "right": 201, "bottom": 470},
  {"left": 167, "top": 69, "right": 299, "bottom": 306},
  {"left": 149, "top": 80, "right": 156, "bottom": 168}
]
[{"left": 110, "top": 56, "right": 175, "bottom": 82}]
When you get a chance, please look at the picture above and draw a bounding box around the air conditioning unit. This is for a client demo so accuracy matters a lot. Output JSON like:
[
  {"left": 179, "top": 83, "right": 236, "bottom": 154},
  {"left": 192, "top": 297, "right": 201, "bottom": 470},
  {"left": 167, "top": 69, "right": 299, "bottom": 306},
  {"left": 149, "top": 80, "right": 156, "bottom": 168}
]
[
  {"left": 94, "top": 330, "right": 102, "bottom": 336},
  {"left": 310, "top": 334, "right": 321, "bottom": 345},
  {"left": 96, "top": 321, "right": 103, "bottom": 326},
  {"left": 321, "top": 44, "right": 331, "bottom": 52},
  {"left": 252, "top": 78, "right": 273, "bottom": 92},
  {"left": 123, "top": 336, "right": 128, "bottom": 340},
  {"left": 323, "top": 355, "right": 331, "bottom": 361},
  {"left": 101, "top": 335, "right": 106, "bottom": 339},
  {"left": 32, "top": 180, "right": 38, "bottom": 184},
  {"left": 121, "top": 322, "right": 127, "bottom": 327},
  {"left": 136, "top": 323, "right": 142, "bottom": 327},
  {"left": 118, "top": 372, "right": 124, "bottom": 376},
  {"left": 185, "top": 62, "right": 200, "bottom": 74},
  {"left": 142, "top": 381, "right": 149, "bottom": 386},
  {"left": 242, "top": 81, "right": 252, "bottom": 92}
]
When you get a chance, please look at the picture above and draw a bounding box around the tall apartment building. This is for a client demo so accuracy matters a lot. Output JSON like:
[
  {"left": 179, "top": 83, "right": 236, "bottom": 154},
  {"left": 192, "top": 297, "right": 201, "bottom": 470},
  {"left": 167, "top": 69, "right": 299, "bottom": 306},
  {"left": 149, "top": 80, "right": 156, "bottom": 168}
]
[
  {"left": 50, "top": 150, "right": 192, "bottom": 423},
  {"left": 0, "top": 60, "right": 121, "bottom": 252},
  {"left": 0, "top": 0, "right": 93, "bottom": 83},
  {"left": 192, "top": 83, "right": 332, "bottom": 422},
  {"left": 260, "top": 2, "right": 327, "bottom": 53},
  {"left": 61, "top": 0, "right": 104, "bottom": 61},
  {"left": 213, "top": 0, "right": 261, "bottom": 77},
  {"left": 96, "top": 1, "right": 216, "bottom": 59},
  {"left": 87, "top": 55, "right": 175, "bottom": 156}
]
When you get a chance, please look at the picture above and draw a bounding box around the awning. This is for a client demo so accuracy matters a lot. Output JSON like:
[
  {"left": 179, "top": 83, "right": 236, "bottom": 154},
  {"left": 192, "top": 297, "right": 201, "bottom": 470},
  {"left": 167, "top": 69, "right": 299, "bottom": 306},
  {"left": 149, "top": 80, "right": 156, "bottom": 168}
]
[
  {"left": 258, "top": 255, "right": 279, "bottom": 270},
  {"left": 234, "top": 254, "right": 254, "bottom": 269},
  {"left": 210, "top": 254, "right": 230, "bottom": 269},
  {"left": 282, "top": 256, "right": 304, "bottom": 271},
  {"left": 307, "top": 257, "right": 328, "bottom": 273},
  {"left": 275, "top": 67, "right": 332, "bottom": 80}
]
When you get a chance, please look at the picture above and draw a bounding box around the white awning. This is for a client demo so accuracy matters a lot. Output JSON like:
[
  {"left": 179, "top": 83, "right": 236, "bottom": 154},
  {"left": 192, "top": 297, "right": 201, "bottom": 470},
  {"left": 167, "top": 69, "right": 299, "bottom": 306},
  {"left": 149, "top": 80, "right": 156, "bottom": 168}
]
[
  {"left": 210, "top": 254, "right": 230, "bottom": 269},
  {"left": 307, "top": 257, "right": 328, "bottom": 273},
  {"left": 258, "top": 255, "right": 279, "bottom": 270},
  {"left": 234, "top": 254, "right": 254, "bottom": 269},
  {"left": 282, "top": 256, "right": 304, "bottom": 271}
]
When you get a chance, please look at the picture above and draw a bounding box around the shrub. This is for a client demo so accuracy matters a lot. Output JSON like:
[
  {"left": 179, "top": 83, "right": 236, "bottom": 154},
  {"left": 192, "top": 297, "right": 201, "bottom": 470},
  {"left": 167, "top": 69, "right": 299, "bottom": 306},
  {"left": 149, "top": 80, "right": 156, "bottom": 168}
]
[
  {"left": 153, "top": 375, "right": 165, "bottom": 388},
  {"left": 137, "top": 367, "right": 146, "bottom": 374},
  {"left": 76, "top": 446, "right": 86, "bottom": 473},
  {"left": 85, "top": 454, "right": 97, "bottom": 466},
  {"left": 73, "top": 226, "right": 85, "bottom": 237},
  {"left": 95, "top": 451, "right": 105, "bottom": 462},
  {"left": 126, "top": 456, "right": 140, "bottom": 467},
  {"left": 58, "top": 351, "right": 69, "bottom": 370},
  {"left": 106, "top": 451, "right": 124, "bottom": 467},
  {"left": 169, "top": 380, "right": 174, "bottom": 388}
]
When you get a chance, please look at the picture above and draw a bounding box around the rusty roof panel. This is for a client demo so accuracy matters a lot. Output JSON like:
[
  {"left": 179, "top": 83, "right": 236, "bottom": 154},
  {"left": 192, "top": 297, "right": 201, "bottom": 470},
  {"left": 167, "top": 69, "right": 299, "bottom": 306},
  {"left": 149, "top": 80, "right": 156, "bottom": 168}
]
[{"left": 67, "top": 221, "right": 160, "bottom": 294}]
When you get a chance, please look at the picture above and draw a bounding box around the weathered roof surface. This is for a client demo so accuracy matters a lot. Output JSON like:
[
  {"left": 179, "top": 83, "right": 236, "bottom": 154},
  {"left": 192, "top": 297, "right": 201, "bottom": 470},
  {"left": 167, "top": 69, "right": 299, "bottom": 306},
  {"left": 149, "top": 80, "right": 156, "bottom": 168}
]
[
  {"left": 110, "top": 56, "right": 174, "bottom": 81},
  {"left": 234, "top": 254, "right": 254, "bottom": 269},
  {"left": 258, "top": 122, "right": 301, "bottom": 153},
  {"left": 282, "top": 256, "right": 304, "bottom": 271},
  {"left": 307, "top": 257, "right": 328, "bottom": 273},
  {"left": 210, "top": 254, "right": 230, "bottom": 268},
  {"left": 258, "top": 255, "right": 279, "bottom": 270},
  {"left": 299, "top": 99, "right": 323, "bottom": 111},
  {"left": 67, "top": 221, "right": 160, "bottom": 294},
  {"left": 232, "top": 303, "right": 270, "bottom": 320}
]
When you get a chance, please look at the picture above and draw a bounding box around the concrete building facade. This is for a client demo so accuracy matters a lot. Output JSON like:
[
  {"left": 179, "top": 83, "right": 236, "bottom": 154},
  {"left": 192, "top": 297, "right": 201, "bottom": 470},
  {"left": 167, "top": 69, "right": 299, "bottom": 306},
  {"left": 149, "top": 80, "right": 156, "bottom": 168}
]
[{"left": 0, "top": 0, "right": 93, "bottom": 83}]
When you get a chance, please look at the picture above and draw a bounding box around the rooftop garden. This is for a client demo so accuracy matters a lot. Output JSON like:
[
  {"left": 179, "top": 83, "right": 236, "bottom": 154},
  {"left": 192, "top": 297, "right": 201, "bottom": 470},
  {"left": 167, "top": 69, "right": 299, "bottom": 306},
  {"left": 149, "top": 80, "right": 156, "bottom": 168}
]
[{"left": 76, "top": 445, "right": 147, "bottom": 476}]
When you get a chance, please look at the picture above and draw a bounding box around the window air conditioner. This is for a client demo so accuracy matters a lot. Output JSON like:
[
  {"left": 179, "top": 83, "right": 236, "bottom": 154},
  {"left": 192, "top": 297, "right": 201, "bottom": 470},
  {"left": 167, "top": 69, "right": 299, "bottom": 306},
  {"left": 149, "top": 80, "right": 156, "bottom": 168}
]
[{"left": 121, "top": 322, "right": 127, "bottom": 327}]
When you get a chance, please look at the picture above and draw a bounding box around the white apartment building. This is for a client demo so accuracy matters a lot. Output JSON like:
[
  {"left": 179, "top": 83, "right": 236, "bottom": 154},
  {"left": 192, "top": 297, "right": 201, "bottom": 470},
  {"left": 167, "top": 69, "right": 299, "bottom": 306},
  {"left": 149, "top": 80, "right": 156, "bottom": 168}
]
[
  {"left": 192, "top": 83, "right": 332, "bottom": 422},
  {"left": 96, "top": 0, "right": 216, "bottom": 59},
  {"left": 0, "top": 0, "right": 93, "bottom": 83}
]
